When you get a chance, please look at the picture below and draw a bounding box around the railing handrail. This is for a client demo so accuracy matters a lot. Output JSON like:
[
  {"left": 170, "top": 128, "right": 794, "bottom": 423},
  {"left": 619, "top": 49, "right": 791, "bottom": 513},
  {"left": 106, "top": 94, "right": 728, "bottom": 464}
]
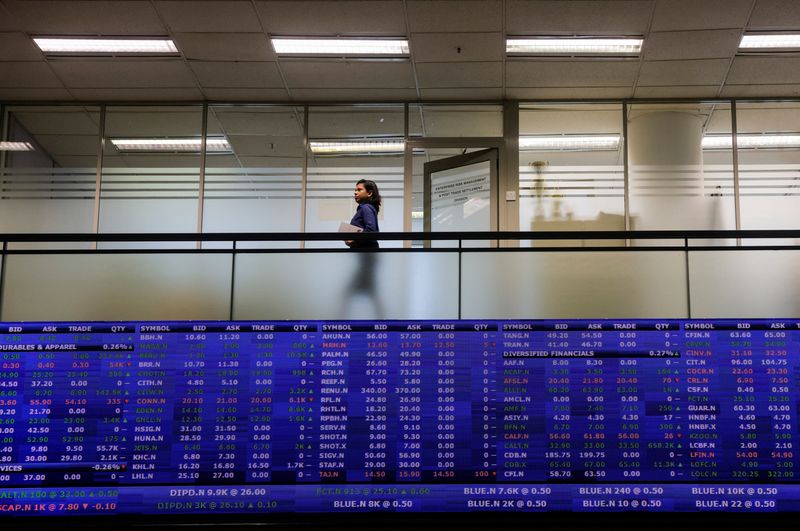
[{"left": 0, "top": 229, "right": 798, "bottom": 243}]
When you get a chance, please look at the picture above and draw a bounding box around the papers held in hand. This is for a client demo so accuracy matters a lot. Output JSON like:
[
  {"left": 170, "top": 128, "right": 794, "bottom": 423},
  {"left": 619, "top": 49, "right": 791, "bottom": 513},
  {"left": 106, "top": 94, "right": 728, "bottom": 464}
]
[{"left": 338, "top": 222, "right": 363, "bottom": 233}]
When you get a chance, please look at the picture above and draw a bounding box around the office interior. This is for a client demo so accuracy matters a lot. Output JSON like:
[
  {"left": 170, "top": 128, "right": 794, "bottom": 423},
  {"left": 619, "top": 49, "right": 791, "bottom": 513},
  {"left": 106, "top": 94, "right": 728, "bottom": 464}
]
[{"left": 0, "top": 1, "right": 799, "bottom": 527}]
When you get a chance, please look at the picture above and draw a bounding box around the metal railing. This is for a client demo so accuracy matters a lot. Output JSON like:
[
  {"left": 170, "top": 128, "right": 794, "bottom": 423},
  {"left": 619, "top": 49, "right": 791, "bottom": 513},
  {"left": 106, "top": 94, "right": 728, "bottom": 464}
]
[
  {"left": 0, "top": 230, "right": 797, "bottom": 322},
  {"left": 0, "top": 229, "right": 798, "bottom": 250}
]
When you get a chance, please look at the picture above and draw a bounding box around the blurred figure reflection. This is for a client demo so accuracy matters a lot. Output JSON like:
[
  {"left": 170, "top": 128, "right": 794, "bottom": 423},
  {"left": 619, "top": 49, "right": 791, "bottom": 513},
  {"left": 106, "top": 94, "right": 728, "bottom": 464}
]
[{"left": 342, "top": 179, "right": 385, "bottom": 318}]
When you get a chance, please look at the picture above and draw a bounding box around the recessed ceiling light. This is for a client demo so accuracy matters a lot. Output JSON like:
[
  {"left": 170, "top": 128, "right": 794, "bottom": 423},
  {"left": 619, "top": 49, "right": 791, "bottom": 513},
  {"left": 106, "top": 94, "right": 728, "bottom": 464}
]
[
  {"left": 111, "top": 138, "right": 231, "bottom": 153},
  {"left": 0, "top": 141, "right": 34, "bottom": 151},
  {"left": 507, "top": 37, "right": 643, "bottom": 56},
  {"left": 703, "top": 133, "right": 800, "bottom": 150},
  {"left": 519, "top": 135, "right": 621, "bottom": 151},
  {"left": 272, "top": 37, "right": 409, "bottom": 56},
  {"left": 739, "top": 34, "right": 800, "bottom": 51},
  {"left": 309, "top": 139, "right": 405, "bottom": 154},
  {"left": 33, "top": 37, "right": 178, "bottom": 55}
]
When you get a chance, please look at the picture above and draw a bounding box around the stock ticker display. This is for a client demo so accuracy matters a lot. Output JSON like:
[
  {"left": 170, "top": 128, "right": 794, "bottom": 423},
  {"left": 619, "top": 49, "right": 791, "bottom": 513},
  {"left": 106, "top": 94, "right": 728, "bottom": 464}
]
[{"left": 0, "top": 319, "right": 799, "bottom": 516}]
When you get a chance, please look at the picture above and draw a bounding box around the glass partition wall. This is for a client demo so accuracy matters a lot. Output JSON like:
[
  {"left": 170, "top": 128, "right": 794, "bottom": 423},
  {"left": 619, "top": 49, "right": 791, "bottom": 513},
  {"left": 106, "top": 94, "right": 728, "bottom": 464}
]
[
  {"left": 2, "top": 100, "right": 799, "bottom": 246},
  {"left": 626, "top": 102, "right": 736, "bottom": 246},
  {"left": 735, "top": 102, "right": 800, "bottom": 245},
  {"left": 203, "top": 105, "right": 304, "bottom": 249},
  {"left": 518, "top": 103, "right": 625, "bottom": 246},
  {"left": 99, "top": 106, "right": 203, "bottom": 249},
  {"left": 305, "top": 104, "right": 405, "bottom": 248},
  {"left": 0, "top": 105, "right": 100, "bottom": 249}
]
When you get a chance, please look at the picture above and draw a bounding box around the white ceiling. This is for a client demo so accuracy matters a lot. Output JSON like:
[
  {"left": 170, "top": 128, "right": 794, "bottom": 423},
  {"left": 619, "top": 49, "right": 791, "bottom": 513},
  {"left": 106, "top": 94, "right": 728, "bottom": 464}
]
[{"left": 2, "top": 0, "right": 800, "bottom": 102}]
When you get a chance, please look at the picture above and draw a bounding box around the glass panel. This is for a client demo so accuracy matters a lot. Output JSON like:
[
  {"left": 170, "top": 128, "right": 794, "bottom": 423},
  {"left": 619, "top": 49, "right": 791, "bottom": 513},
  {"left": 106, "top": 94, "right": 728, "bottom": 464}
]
[
  {"left": 689, "top": 250, "right": 800, "bottom": 318},
  {"left": 233, "top": 252, "right": 459, "bottom": 320},
  {"left": 203, "top": 105, "right": 304, "bottom": 249},
  {"left": 409, "top": 104, "right": 502, "bottom": 137},
  {"left": 461, "top": 251, "right": 688, "bottom": 318},
  {"left": 412, "top": 147, "right": 494, "bottom": 247},
  {"left": 306, "top": 105, "right": 404, "bottom": 248},
  {"left": 1, "top": 105, "right": 100, "bottom": 249},
  {"left": 627, "top": 103, "right": 735, "bottom": 245},
  {"left": 518, "top": 103, "right": 625, "bottom": 247},
  {"left": 1, "top": 254, "right": 232, "bottom": 321},
  {"left": 430, "top": 159, "right": 492, "bottom": 247},
  {"left": 735, "top": 102, "right": 800, "bottom": 245},
  {"left": 100, "top": 106, "right": 203, "bottom": 249},
  {"left": 701, "top": 102, "right": 737, "bottom": 246}
]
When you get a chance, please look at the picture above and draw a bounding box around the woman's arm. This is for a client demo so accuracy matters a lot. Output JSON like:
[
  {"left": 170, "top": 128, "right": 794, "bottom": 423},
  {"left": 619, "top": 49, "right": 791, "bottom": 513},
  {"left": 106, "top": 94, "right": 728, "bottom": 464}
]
[{"left": 360, "top": 204, "right": 379, "bottom": 232}]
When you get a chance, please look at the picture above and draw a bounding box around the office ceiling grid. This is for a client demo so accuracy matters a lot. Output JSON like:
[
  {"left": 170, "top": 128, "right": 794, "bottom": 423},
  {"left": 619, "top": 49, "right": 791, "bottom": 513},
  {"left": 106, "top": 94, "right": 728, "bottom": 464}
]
[{"left": 1, "top": 0, "right": 800, "bottom": 102}]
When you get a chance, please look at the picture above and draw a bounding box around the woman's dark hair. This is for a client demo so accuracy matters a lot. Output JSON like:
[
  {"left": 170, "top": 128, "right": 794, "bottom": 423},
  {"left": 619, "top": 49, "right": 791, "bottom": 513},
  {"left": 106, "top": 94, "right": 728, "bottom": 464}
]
[{"left": 357, "top": 178, "right": 382, "bottom": 213}]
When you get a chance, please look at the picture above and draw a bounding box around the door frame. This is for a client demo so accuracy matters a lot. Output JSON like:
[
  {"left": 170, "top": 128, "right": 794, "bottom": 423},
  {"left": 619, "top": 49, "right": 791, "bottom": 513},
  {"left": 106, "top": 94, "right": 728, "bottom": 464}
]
[
  {"left": 422, "top": 147, "right": 499, "bottom": 234},
  {"left": 403, "top": 137, "right": 505, "bottom": 244}
]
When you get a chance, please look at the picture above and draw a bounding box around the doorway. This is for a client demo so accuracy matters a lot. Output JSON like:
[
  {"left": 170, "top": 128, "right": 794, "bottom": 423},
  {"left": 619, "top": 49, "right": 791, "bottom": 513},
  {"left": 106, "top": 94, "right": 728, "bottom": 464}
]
[{"left": 415, "top": 146, "right": 500, "bottom": 247}]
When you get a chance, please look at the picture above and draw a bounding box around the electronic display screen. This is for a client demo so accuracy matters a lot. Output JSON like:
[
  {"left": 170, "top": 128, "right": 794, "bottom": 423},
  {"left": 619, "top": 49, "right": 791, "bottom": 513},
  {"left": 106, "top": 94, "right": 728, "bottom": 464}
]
[{"left": 0, "top": 319, "right": 798, "bottom": 517}]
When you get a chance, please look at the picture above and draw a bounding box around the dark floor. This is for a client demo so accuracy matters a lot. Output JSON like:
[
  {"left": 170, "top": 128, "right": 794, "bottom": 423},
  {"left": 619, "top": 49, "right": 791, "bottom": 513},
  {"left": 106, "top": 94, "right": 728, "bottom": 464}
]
[{"left": 10, "top": 514, "right": 798, "bottom": 531}]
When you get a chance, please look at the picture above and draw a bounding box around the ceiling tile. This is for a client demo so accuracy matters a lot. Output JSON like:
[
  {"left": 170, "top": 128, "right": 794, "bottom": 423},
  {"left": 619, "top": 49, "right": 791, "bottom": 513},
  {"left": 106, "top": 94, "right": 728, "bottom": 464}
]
[
  {"left": 411, "top": 32, "right": 503, "bottom": 62},
  {"left": 228, "top": 135, "right": 305, "bottom": 157},
  {"left": 406, "top": 0, "right": 501, "bottom": 32},
  {"left": 0, "top": 2, "right": 23, "bottom": 31},
  {"left": 49, "top": 59, "right": 197, "bottom": 88},
  {"left": 307, "top": 107, "right": 405, "bottom": 138},
  {"left": 749, "top": 0, "right": 800, "bottom": 30},
  {"left": 232, "top": 155, "right": 304, "bottom": 167},
  {"left": 2, "top": 0, "right": 166, "bottom": 34},
  {"left": 637, "top": 59, "right": 730, "bottom": 86},
  {"left": 419, "top": 88, "right": 503, "bottom": 100},
  {"left": 720, "top": 84, "right": 800, "bottom": 98},
  {"left": 705, "top": 109, "right": 733, "bottom": 133},
  {"left": 69, "top": 88, "right": 205, "bottom": 101},
  {"left": 506, "top": 0, "right": 652, "bottom": 35},
  {"left": 35, "top": 134, "right": 98, "bottom": 156},
  {"left": 189, "top": 62, "right": 284, "bottom": 88},
  {"left": 256, "top": 1, "right": 406, "bottom": 34},
  {"left": 0, "top": 33, "right": 44, "bottom": 61},
  {"left": 644, "top": 30, "right": 741, "bottom": 60},
  {"left": 12, "top": 109, "right": 100, "bottom": 135},
  {"left": 519, "top": 107, "right": 623, "bottom": 134},
  {"left": 288, "top": 88, "right": 418, "bottom": 101},
  {"left": 0, "top": 88, "right": 74, "bottom": 101},
  {"left": 175, "top": 33, "right": 274, "bottom": 61},
  {"left": 0, "top": 62, "right": 64, "bottom": 87},
  {"left": 104, "top": 106, "right": 204, "bottom": 136},
  {"left": 733, "top": 104, "right": 800, "bottom": 131},
  {"left": 633, "top": 85, "right": 722, "bottom": 98},
  {"left": 210, "top": 108, "right": 303, "bottom": 136},
  {"left": 651, "top": 0, "right": 753, "bottom": 31},
  {"left": 506, "top": 87, "right": 633, "bottom": 99},
  {"left": 727, "top": 56, "right": 800, "bottom": 84},
  {"left": 281, "top": 61, "right": 414, "bottom": 88},
  {"left": 155, "top": 1, "right": 262, "bottom": 32},
  {"left": 417, "top": 62, "right": 502, "bottom": 88},
  {"left": 203, "top": 88, "right": 290, "bottom": 101},
  {"left": 507, "top": 60, "right": 639, "bottom": 87}
]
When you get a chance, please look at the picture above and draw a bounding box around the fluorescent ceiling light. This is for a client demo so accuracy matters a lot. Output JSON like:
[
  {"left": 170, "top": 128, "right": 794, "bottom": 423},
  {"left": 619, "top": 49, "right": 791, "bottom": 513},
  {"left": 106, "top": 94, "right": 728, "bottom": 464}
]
[
  {"left": 703, "top": 134, "right": 800, "bottom": 150},
  {"left": 519, "top": 135, "right": 621, "bottom": 151},
  {"left": 0, "top": 141, "right": 34, "bottom": 151},
  {"left": 272, "top": 37, "right": 409, "bottom": 56},
  {"left": 310, "top": 139, "right": 405, "bottom": 154},
  {"left": 33, "top": 37, "right": 178, "bottom": 54},
  {"left": 111, "top": 137, "right": 231, "bottom": 153},
  {"left": 507, "top": 37, "right": 642, "bottom": 55},
  {"left": 739, "top": 34, "right": 800, "bottom": 50}
]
